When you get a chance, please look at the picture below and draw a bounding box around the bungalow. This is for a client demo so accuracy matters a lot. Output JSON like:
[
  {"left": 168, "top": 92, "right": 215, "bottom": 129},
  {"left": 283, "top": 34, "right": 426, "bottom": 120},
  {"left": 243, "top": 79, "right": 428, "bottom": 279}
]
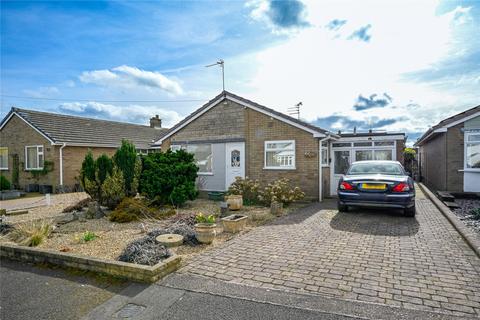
[
  {"left": 0, "top": 108, "right": 167, "bottom": 192},
  {"left": 414, "top": 105, "right": 480, "bottom": 193},
  {"left": 153, "top": 91, "right": 406, "bottom": 200}
]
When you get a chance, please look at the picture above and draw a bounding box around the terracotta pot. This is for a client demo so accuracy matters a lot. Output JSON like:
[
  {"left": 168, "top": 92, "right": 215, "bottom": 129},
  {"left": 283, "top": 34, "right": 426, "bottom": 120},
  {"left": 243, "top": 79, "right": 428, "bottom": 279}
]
[
  {"left": 194, "top": 223, "right": 217, "bottom": 244},
  {"left": 270, "top": 201, "right": 283, "bottom": 216},
  {"left": 221, "top": 214, "right": 248, "bottom": 233},
  {"left": 226, "top": 195, "right": 243, "bottom": 211}
]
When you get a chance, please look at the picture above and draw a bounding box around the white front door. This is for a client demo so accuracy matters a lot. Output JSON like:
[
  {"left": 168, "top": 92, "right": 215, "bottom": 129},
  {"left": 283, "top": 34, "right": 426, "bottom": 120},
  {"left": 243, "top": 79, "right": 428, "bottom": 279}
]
[
  {"left": 331, "top": 149, "right": 351, "bottom": 195},
  {"left": 225, "top": 142, "right": 245, "bottom": 190}
]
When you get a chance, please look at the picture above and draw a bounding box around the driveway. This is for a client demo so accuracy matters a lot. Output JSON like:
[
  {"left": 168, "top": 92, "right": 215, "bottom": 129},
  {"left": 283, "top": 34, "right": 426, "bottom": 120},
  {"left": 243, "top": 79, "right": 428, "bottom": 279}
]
[{"left": 181, "top": 187, "right": 480, "bottom": 317}]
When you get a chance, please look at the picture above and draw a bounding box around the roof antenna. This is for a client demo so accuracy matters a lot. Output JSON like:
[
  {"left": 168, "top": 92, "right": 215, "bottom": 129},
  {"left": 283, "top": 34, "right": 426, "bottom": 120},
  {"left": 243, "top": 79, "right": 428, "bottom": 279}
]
[
  {"left": 288, "top": 102, "right": 302, "bottom": 119},
  {"left": 205, "top": 59, "right": 225, "bottom": 91}
]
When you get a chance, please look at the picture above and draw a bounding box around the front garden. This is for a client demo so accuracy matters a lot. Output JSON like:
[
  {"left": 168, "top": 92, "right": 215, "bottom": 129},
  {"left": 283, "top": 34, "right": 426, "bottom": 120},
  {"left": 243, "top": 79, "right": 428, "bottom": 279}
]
[{"left": 0, "top": 140, "right": 308, "bottom": 274}]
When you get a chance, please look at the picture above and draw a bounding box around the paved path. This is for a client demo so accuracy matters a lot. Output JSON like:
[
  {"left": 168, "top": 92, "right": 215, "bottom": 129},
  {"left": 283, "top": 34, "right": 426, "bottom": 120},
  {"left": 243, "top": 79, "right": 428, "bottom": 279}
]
[
  {"left": 0, "top": 259, "right": 128, "bottom": 320},
  {"left": 181, "top": 188, "right": 480, "bottom": 317}
]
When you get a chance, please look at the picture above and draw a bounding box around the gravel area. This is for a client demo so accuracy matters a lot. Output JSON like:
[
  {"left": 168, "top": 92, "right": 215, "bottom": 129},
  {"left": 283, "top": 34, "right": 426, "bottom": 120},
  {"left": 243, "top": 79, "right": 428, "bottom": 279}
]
[
  {"left": 1, "top": 192, "right": 89, "bottom": 224},
  {"left": 0, "top": 198, "right": 307, "bottom": 263},
  {"left": 453, "top": 198, "right": 480, "bottom": 234}
]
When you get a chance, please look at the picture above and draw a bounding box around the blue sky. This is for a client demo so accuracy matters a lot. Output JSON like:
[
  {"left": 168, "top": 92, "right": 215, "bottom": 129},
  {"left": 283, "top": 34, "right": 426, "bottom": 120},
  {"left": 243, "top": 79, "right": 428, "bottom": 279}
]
[{"left": 1, "top": 0, "right": 479, "bottom": 144}]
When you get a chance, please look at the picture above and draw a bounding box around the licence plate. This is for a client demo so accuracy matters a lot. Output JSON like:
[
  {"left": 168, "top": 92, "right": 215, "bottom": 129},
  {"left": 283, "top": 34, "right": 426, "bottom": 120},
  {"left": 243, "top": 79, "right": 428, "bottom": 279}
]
[{"left": 362, "top": 183, "right": 386, "bottom": 190}]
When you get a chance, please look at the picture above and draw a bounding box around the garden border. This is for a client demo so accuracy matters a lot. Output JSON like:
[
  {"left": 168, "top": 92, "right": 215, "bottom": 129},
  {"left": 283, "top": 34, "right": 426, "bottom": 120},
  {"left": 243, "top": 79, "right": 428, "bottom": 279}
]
[
  {"left": 0, "top": 243, "right": 181, "bottom": 282},
  {"left": 418, "top": 183, "right": 480, "bottom": 258}
]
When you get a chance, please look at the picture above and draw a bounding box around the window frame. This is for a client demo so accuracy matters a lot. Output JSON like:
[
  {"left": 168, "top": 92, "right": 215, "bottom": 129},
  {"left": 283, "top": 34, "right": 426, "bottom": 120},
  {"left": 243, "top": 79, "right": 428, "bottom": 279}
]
[
  {"left": 264, "top": 140, "right": 296, "bottom": 170},
  {"left": 0, "top": 147, "right": 8, "bottom": 170},
  {"left": 464, "top": 131, "right": 480, "bottom": 171},
  {"left": 321, "top": 141, "right": 329, "bottom": 167},
  {"left": 25, "top": 145, "right": 44, "bottom": 170}
]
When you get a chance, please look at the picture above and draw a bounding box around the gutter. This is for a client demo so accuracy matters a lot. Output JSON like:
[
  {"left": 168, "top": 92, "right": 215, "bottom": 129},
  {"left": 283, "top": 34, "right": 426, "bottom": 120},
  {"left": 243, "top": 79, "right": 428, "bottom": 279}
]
[
  {"left": 318, "top": 135, "right": 330, "bottom": 202},
  {"left": 59, "top": 142, "right": 67, "bottom": 186}
]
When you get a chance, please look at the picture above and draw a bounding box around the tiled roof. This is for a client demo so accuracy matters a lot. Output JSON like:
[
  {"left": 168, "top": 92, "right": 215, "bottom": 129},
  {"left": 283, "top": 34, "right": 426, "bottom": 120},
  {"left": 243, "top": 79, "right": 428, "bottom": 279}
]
[{"left": 1, "top": 107, "right": 168, "bottom": 149}]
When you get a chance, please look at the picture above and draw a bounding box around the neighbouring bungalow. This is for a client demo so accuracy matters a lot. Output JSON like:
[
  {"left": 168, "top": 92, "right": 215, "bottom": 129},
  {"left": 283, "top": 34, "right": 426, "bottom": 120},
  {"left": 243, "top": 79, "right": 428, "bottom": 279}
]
[
  {"left": 0, "top": 108, "right": 167, "bottom": 192},
  {"left": 414, "top": 105, "right": 480, "bottom": 193},
  {"left": 153, "top": 91, "right": 406, "bottom": 200}
]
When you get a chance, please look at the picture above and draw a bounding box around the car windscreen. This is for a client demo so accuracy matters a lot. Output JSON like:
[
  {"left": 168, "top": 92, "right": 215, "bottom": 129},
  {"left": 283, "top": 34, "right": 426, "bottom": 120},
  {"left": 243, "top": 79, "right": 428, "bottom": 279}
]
[{"left": 347, "top": 163, "right": 404, "bottom": 175}]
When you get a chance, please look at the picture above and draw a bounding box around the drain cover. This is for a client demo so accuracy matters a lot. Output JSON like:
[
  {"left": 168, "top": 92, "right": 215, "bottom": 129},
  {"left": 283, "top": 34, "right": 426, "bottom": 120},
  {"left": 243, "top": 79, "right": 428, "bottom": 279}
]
[{"left": 116, "top": 303, "right": 146, "bottom": 318}]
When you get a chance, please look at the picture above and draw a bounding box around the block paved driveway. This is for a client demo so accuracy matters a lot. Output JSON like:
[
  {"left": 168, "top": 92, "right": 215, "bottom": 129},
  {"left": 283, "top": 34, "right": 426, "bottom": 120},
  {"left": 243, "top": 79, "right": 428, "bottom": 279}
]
[{"left": 181, "top": 188, "right": 480, "bottom": 317}]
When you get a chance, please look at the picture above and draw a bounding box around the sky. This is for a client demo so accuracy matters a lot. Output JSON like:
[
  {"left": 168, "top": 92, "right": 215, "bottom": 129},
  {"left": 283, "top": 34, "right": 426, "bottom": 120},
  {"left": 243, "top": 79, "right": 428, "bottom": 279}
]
[{"left": 1, "top": 0, "right": 479, "bottom": 144}]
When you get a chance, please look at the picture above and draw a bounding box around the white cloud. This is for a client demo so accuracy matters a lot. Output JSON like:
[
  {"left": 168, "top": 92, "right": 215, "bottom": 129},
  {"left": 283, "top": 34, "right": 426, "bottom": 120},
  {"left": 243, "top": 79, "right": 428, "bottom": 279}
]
[
  {"left": 23, "top": 86, "right": 59, "bottom": 98},
  {"left": 79, "top": 65, "right": 183, "bottom": 95},
  {"left": 238, "top": 0, "right": 478, "bottom": 138},
  {"left": 58, "top": 101, "right": 182, "bottom": 128}
]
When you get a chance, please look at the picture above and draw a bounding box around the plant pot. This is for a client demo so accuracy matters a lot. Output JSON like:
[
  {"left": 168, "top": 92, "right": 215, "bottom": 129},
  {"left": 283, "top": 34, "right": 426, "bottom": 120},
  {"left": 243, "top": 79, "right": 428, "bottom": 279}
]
[
  {"left": 270, "top": 201, "right": 283, "bottom": 216},
  {"left": 221, "top": 214, "right": 248, "bottom": 233},
  {"left": 226, "top": 195, "right": 243, "bottom": 211},
  {"left": 39, "top": 184, "right": 53, "bottom": 194},
  {"left": 194, "top": 223, "right": 217, "bottom": 244},
  {"left": 251, "top": 210, "right": 270, "bottom": 221},
  {"left": 25, "top": 184, "right": 39, "bottom": 193}
]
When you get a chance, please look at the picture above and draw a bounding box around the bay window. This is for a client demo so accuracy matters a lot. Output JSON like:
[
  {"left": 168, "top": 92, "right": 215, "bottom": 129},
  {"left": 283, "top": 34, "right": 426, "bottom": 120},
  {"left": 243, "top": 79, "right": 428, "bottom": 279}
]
[
  {"left": 25, "top": 145, "right": 44, "bottom": 170},
  {"left": 265, "top": 140, "right": 295, "bottom": 169},
  {"left": 465, "top": 132, "right": 480, "bottom": 169}
]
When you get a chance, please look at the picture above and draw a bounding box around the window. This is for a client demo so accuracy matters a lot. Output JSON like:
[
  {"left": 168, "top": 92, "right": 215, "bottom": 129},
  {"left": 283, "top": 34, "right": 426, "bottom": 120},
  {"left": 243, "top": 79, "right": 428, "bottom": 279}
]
[
  {"left": 465, "top": 132, "right": 480, "bottom": 169},
  {"left": 332, "top": 142, "right": 351, "bottom": 148},
  {"left": 374, "top": 150, "right": 393, "bottom": 160},
  {"left": 25, "top": 145, "right": 44, "bottom": 170},
  {"left": 186, "top": 144, "right": 213, "bottom": 174},
  {"left": 0, "top": 147, "right": 8, "bottom": 169},
  {"left": 265, "top": 140, "right": 295, "bottom": 169},
  {"left": 348, "top": 162, "right": 403, "bottom": 175},
  {"left": 334, "top": 150, "right": 350, "bottom": 174},
  {"left": 374, "top": 141, "right": 395, "bottom": 146},
  {"left": 170, "top": 145, "right": 182, "bottom": 152},
  {"left": 354, "top": 142, "right": 372, "bottom": 147},
  {"left": 321, "top": 142, "right": 329, "bottom": 166},
  {"left": 355, "top": 150, "right": 373, "bottom": 161}
]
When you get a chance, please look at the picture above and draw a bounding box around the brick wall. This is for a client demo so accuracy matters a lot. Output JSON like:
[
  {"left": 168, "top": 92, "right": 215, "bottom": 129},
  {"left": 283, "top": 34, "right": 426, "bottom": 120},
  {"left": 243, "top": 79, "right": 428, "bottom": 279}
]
[
  {"left": 162, "top": 98, "right": 321, "bottom": 200},
  {"left": 61, "top": 146, "right": 116, "bottom": 187},
  {"left": 445, "top": 123, "right": 464, "bottom": 192},
  {"left": 0, "top": 115, "right": 58, "bottom": 189},
  {"left": 170, "top": 100, "right": 246, "bottom": 143},
  {"left": 245, "top": 107, "right": 319, "bottom": 200},
  {"left": 396, "top": 138, "right": 405, "bottom": 164},
  {"left": 421, "top": 133, "right": 447, "bottom": 191}
]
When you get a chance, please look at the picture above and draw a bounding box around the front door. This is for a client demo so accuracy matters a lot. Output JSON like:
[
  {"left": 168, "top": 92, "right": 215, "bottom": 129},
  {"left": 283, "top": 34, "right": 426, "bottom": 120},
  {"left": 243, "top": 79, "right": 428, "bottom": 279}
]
[
  {"left": 225, "top": 142, "right": 245, "bottom": 190},
  {"left": 331, "top": 150, "right": 351, "bottom": 195}
]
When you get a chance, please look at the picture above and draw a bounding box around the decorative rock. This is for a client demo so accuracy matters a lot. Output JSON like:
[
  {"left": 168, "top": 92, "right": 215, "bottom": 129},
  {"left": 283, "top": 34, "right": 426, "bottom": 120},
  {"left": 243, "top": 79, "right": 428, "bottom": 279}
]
[
  {"left": 155, "top": 234, "right": 184, "bottom": 247},
  {"left": 86, "top": 201, "right": 104, "bottom": 219}
]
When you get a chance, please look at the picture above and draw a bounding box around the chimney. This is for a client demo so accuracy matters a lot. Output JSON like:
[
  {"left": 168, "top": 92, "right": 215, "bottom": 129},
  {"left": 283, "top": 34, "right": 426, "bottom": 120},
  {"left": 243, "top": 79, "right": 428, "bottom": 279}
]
[
  {"left": 353, "top": 126, "right": 357, "bottom": 135},
  {"left": 150, "top": 115, "right": 162, "bottom": 129}
]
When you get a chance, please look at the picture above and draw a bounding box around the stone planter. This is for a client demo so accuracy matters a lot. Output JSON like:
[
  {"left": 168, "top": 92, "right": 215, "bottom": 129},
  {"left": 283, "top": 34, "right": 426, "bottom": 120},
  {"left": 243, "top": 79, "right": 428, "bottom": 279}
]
[
  {"left": 194, "top": 223, "right": 217, "bottom": 244},
  {"left": 270, "top": 201, "right": 284, "bottom": 216},
  {"left": 221, "top": 214, "right": 248, "bottom": 233},
  {"left": 251, "top": 210, "right": 270, "bottom": 221},
  {"left": 0, "top": 190, "right": 21, "bottom": 200},
  {"left": 226, "top": 195, "right": 243, "bottom": 211}
]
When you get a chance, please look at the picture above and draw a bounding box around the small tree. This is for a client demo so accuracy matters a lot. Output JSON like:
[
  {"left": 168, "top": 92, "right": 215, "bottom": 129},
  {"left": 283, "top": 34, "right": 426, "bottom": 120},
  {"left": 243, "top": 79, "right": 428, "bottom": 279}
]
[
  {"left": 113, "top": 140, "right": 138, "bottom": 196},
  {"left": 96, "top": 154, "right": 113, "bottom": 184},
  {"left": 140, "top": 149, "right": 198, "bottom": 206},
  {"left": 101, "top": 166, "right": 126, "bottom": 209},
  {"left": 80, "top": 150, "right": 96, "bottom": 188}
]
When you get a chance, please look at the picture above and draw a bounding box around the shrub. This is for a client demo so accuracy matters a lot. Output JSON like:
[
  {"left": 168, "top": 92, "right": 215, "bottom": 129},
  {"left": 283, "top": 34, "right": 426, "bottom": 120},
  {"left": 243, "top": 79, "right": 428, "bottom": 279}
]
[
  {"left": 471, "top": 208, "right": 480, "bottom": 220},
  {"left": 96, "top": 154, "right": 113, "bottom": 184},
  {"left": 259, "top": 178, "right": 305, "bottom": 206},
  {"left": 82, "top": 231, "right": 97, "bottom": 242},
  {"left": 80, "top": 151, "right": 96, "bottom": 190},
  {"left": 8, "top": 221, "right": 53, "bottom": 246},
  {"left": 0, "top": 175, "right": 11, "bottom": 191},
  {"left": 140, "top": 150, "right": 198, "bottom": 206},
  {"left": 118, "top": 237, "right": 170, "bottom": 265},
  {"left": 113, "top": 140, "right": 138, "bottom": 196},
  {"left": 195, "top": 213, "right": 215, "bottom": 224},
  {"left": 101, "top": 166, "right": 126, "bottom": 209},
  {"left": 227, "top": 177, "right": 260, "bottom": 205}
]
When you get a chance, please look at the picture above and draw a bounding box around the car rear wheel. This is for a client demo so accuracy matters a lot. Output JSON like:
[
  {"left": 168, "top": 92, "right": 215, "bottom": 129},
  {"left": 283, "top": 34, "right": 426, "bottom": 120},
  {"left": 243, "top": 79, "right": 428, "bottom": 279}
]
[
  {"left": 404, "top": 206, "right": 416, "bottom": 217},
  {"left": 338, "top": 201, "right": 348, "bottom": 212}
]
